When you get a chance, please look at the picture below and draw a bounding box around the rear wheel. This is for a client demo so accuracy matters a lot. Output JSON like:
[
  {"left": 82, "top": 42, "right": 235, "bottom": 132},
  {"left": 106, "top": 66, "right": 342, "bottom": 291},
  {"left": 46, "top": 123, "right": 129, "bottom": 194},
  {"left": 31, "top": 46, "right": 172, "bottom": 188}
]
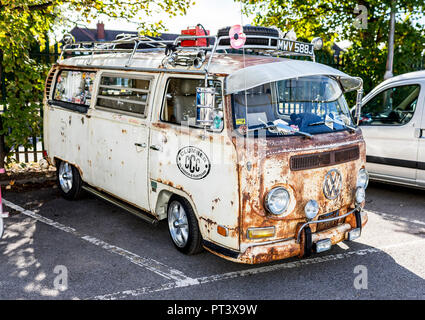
[
  {"left": 57, "top": 160, "right": 82, "bottom": 200},
  {"left": 167, "top": 196, "right": 203, "bottom": 255}
]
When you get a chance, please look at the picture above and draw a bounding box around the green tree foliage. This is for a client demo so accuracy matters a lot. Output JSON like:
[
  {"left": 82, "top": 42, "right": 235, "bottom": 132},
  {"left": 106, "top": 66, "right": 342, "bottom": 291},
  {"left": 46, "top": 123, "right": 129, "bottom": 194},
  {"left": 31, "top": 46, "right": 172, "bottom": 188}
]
[
  {"left": 0, "top": 0, "right": 193, "bottom": 166},
  {"left": 239, "top": 0, "right": 425, "bottom": 98}
]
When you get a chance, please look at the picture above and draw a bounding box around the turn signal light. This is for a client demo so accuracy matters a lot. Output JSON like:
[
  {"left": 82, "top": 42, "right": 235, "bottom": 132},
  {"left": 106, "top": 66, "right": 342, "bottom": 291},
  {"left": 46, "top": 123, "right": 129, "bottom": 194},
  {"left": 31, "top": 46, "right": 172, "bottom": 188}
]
[
  {"left": 217, "top": 225, "right": 228, "bottom": 237},
  {"left": 247, "top": 227, "right": 275, "bottom": 239}
]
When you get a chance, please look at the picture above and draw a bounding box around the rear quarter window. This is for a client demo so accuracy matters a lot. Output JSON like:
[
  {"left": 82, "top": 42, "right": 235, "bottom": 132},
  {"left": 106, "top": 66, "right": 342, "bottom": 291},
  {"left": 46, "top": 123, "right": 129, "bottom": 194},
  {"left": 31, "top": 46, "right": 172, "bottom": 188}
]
[{"left": 52, "top": 70, "right": 96, "bottom": 113}]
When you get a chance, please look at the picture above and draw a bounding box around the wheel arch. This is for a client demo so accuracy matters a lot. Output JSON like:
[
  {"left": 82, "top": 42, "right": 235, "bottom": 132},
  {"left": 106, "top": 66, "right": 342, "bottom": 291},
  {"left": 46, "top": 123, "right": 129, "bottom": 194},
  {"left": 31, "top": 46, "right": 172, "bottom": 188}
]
[
  {"left": 153, "top": 184, "right": 200, "bottom": 222},
  {"left": 53, "top": 156, "right": 84, "bottom": 179}
]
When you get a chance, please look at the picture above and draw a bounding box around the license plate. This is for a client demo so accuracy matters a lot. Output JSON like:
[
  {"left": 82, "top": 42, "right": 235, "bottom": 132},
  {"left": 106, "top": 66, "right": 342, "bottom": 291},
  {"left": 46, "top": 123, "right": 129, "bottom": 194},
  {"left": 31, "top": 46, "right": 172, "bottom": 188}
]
[
  {"left": 316, "top": 210, "right": 340, "bottom": 232},
  {"left": 277, "top": 39, "right": 314, "bottom": 55}
]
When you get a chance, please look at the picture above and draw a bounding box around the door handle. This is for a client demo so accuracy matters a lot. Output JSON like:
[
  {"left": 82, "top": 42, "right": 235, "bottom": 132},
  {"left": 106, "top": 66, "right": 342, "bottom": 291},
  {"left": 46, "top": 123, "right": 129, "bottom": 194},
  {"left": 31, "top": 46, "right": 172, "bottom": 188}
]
[
  {"left": 134, "top": 143, "right": 146, "bottom": 148},
  {"left": 150, "top": 144, "right": 161, "bottom": 151},
  {"left": 414, "top": 128, "right": 425, "bottom": 138}
]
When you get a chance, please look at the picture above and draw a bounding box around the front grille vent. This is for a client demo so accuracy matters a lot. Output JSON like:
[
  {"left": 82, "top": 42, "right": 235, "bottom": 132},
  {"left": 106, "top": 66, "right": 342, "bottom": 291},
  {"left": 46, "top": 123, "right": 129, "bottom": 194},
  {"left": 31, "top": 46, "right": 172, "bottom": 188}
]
[{"left": 290, "top": 146, "right": 359, "bottom": 171}]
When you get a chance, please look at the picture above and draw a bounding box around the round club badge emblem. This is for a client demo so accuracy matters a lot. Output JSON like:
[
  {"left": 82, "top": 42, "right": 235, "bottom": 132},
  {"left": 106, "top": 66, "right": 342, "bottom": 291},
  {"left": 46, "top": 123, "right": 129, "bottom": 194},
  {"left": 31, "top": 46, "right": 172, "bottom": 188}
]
[{"left": 176, "top": 146, "right": 211, "bottom": 180}]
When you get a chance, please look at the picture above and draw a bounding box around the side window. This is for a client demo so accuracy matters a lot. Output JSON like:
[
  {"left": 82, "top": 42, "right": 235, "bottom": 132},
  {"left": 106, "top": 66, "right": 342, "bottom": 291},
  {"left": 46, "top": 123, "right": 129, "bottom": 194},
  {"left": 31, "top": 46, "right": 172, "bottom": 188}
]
[
  {"left": 96, "top": 75, "right": 151, "bottom": 117},
  {"left": 360, "top": 84, "right": 420, "bottom": 126},
  {"left": 233, "top": 83, "right": 274, "bottom": 127},
  {"left": 53, "top": 70, "right": 95, "bottom": 111},
  {"left": 161, "top": 78, "right": 223, "bottom": 129}
]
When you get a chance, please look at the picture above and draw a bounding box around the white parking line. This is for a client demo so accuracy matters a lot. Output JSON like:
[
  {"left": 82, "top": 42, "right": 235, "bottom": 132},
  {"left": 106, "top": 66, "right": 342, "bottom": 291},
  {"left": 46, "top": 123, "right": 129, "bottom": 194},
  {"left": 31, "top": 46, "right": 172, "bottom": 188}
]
[
  {"left": 92, "top": 238, "right": 425, "bottom": 300},
  {"left": 3, "top": 199, "right": 194, "bottom": 283},
  {"left": 5, "top": 198, "right": 425, "bottom": 299},
  {"left": 364, "top": 209, "right": 425, "bottom": 227}
]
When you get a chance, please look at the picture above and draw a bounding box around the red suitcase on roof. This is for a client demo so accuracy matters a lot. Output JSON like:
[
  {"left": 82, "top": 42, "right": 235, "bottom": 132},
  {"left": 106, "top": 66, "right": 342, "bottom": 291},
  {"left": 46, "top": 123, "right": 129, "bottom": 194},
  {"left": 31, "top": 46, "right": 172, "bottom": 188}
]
[{"left": 181, "top": 25, "right": 210, "bottom": 47}]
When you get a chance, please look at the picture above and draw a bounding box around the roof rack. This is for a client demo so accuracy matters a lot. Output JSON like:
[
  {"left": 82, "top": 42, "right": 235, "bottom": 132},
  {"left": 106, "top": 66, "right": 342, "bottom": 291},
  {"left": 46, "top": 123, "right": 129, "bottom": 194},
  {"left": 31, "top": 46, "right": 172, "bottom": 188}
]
[{"left": 59, "top": 33, "right": 322, "bottom": 79}]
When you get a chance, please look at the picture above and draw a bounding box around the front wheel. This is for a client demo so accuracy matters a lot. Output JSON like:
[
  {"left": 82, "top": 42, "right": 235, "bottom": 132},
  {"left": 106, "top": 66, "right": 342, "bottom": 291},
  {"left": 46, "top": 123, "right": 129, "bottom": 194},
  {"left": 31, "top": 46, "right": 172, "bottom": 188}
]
[
  {"left": 167, "top": 196, "right": 203, "bottom": 255},
  {"left": 56, "top": 160, "right": 83, "bottom": 200}
]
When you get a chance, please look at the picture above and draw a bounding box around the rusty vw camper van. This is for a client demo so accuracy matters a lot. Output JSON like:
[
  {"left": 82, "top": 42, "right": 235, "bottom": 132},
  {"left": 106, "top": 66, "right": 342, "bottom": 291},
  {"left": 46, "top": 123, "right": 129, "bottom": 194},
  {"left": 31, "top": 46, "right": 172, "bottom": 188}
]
[{"left": 43, "top": 26, "right": 368, "bottom": 263}]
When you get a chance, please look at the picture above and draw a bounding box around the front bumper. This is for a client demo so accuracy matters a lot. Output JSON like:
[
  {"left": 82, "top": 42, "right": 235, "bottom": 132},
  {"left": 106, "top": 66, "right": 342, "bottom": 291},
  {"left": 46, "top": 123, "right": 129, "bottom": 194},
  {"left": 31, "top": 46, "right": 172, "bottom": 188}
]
[{"left": 204, "top": 209, "right": 368, "bottom": 264}]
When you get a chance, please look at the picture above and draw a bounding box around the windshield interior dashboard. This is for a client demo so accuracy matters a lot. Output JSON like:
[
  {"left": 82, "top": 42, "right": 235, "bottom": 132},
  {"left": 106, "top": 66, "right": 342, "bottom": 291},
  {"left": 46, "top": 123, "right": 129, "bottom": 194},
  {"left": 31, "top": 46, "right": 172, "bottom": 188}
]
[{"left": 230, "top": 75, "right": 355, "bottom": 137}]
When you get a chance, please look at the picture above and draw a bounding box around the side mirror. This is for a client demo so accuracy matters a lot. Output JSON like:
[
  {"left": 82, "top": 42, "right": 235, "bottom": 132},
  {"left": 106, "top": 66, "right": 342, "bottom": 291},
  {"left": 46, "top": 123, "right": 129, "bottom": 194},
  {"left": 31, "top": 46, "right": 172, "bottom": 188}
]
[
  {"left": 196, "top": 87, "right": 216, "bottom": 126},
  {"left": 62, "top": 33, "right": 75, "bottom": 45}
]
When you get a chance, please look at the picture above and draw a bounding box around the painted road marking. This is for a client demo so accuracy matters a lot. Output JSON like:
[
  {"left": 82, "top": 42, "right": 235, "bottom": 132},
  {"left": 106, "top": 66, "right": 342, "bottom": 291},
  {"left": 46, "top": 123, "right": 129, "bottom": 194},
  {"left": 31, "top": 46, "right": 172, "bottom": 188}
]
[
  {"left": 91, "top": 238, "right": 425, "bottom": 300},
  {"left": 364, "top": 209, "right": 425, "bottom": 227},
  {"left": 3, "top": 199, "right": 194, "bottom": 283},
  {"left": 4, "top": 198, "right": 425, "bottom": 299}
]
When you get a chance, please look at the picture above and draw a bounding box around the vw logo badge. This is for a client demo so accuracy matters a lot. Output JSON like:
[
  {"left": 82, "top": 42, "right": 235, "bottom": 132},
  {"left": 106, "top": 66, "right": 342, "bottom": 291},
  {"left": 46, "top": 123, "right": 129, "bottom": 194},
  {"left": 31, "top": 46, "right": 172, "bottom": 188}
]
[{"left": 323, "top": 169, "right": 342, "bottom": 200}]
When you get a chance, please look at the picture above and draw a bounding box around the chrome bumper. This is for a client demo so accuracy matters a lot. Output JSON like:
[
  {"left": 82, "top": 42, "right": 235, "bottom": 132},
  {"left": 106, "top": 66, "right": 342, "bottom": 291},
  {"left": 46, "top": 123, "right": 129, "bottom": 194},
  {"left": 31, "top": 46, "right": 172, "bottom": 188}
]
[{"left": 296, "top": 207, "right": 361, "bottom": 243}]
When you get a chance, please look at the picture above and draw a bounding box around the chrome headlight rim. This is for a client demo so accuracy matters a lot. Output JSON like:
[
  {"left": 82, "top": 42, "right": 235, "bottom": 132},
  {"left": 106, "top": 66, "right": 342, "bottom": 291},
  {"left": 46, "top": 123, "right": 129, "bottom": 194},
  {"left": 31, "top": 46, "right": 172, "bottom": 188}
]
[
  {"left": 357, "top": 168, "right": 369, "bottom": 189},
  {"left": 265, "top": 187, "right": 290, "bottom": 216}
]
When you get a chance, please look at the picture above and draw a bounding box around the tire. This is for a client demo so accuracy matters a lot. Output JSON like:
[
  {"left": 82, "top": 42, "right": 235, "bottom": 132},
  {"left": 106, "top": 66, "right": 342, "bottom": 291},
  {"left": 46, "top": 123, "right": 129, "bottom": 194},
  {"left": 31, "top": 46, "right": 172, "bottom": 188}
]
[
  {"left": 167, "top": 196, "right": 203, "bottom": 255},
  {"left": 56, "top": 160, "right": 83, "bottom": 200},
  {"left": 217, "top": 26, "right": 279, "bottom": 46}
]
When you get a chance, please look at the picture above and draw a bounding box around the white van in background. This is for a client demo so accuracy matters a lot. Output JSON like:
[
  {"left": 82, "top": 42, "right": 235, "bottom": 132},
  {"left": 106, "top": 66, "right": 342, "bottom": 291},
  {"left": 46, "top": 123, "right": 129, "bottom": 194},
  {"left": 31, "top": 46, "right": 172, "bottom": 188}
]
[{"left": 359, "top": 71, "right": 425, "bottom": 189}]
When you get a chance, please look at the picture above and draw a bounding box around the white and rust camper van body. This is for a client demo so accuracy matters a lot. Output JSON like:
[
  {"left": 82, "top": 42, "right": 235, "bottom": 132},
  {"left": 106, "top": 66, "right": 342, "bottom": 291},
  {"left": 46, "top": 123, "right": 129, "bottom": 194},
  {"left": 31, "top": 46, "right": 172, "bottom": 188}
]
[{"left": 43, "top": 33, "right": 368, "bottom": 263}]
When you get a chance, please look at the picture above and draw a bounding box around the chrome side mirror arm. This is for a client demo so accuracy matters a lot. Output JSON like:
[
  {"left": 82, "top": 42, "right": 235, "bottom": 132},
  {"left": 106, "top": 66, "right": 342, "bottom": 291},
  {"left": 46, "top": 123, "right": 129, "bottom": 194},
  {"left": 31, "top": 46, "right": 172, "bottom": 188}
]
[{"left": 354, "top": 77, "right": 364, "bottom": 126}]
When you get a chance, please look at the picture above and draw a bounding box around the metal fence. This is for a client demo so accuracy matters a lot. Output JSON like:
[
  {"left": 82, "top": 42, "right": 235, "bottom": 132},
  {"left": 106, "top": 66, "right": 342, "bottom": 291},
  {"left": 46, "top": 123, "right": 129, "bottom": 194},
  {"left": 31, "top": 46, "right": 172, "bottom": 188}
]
[
  {"left": 2, "top": 40, "right": 59, "bottom": 164},
  {"left": 12, "top": 138, "right": 43, "bottom": 163}
]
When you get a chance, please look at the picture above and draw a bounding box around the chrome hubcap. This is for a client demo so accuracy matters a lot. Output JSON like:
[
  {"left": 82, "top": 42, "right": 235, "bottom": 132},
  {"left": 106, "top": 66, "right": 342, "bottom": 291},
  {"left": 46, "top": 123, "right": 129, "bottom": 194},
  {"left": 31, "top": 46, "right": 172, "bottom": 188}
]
[
  {"left": 168, "top": 201, "right": 189, "bottom": 248},
  {"left": 59, "top": 162, "right": 73, "bottom": 193}
]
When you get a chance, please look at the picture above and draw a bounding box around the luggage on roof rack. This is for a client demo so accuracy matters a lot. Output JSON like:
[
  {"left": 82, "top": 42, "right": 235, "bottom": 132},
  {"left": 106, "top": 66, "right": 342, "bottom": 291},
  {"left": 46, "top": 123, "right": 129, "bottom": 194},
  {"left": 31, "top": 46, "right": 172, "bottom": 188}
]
[{"left": 58, "top": 26, "right": 323, "bottom": 75}]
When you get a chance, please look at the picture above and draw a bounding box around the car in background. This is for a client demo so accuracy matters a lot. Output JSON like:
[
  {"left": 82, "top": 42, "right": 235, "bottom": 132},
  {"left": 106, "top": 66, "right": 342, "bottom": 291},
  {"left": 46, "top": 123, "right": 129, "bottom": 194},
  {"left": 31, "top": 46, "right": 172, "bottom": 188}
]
[{"left": 359, "top": 71, "right": 425, "bottom": 189}]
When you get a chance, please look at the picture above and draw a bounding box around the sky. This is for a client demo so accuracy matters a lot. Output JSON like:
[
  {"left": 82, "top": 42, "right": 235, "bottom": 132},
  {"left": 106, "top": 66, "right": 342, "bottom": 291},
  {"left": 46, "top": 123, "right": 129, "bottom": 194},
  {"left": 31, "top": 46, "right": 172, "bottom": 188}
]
[
  {"left": 59, "top": 0, "right": 353, "bottom": 49},
  {"left": 61, "top": 0, "right": 425, "bottom": 50},
  {"left": 81, "top": 0, "right": 256, "bottom": 36}
]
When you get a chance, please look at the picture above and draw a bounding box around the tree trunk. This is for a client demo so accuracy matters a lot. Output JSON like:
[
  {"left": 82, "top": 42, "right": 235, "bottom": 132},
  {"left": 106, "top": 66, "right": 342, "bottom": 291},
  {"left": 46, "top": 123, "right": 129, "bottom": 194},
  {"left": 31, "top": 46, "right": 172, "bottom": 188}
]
[{"left": 384, "top": 1, "right": 396, "bottom": 80}]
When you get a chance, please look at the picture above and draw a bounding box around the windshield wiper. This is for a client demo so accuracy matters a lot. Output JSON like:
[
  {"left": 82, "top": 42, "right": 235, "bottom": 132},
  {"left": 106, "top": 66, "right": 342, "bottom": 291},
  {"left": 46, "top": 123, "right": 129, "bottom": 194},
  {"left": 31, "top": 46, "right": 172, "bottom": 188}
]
[
  {"left": 309, "top": 115, "right": 356, "bottom": 132},
  {"left": 248, "top": 119, "right": 313, "bottom": 139}
]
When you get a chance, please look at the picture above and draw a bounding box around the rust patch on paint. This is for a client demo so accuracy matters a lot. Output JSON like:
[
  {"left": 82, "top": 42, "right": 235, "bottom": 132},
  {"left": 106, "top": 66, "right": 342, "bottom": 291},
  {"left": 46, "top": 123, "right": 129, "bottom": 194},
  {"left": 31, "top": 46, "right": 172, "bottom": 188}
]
[
  {"left": 232, "top": 125, "right": 367, "bottom": 263},
  {"left": 200, "top": 217, "right": 239, "bottom": 238}
]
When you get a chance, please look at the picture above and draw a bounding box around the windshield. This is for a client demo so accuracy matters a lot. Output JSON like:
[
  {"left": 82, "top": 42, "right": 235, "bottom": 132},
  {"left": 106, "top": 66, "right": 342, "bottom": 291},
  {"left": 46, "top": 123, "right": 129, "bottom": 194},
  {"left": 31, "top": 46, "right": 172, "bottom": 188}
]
[{"left": 231, "top": 75, "right": 353, "bottom": 136}]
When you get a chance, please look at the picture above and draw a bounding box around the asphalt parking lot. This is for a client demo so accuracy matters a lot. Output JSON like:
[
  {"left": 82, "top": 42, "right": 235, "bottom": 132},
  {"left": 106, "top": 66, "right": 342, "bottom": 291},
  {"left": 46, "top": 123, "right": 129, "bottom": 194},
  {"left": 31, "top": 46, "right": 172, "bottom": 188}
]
[{"left": 1, "top": 182, "right": 425, "bottom": 300}]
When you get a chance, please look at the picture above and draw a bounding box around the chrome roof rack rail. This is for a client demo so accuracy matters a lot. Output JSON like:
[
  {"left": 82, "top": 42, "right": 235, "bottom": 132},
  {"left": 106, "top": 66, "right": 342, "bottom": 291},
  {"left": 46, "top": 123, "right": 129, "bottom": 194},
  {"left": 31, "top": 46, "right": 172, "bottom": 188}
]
[{"left": 58, "top": 33, "right": 321, "bottom": 79}]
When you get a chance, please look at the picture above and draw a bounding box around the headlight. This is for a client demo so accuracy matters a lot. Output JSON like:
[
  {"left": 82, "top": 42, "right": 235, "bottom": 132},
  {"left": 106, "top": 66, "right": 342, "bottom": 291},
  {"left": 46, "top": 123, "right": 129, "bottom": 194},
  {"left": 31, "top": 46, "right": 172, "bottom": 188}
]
[
  {"left": 355, "top": 187, "right": 366, "bottom": 205},
  {"left": 305, "top": 200, "right": 319, "bottom": 220},
  {"left": 357, "top": 168, "right": 369, "bottom": 189},
  {"left": 311, "top": 37, "right": 324, "bottom": 50},
  {"left": 265, "top": 187, "right": 290, "bottom": 215}
]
